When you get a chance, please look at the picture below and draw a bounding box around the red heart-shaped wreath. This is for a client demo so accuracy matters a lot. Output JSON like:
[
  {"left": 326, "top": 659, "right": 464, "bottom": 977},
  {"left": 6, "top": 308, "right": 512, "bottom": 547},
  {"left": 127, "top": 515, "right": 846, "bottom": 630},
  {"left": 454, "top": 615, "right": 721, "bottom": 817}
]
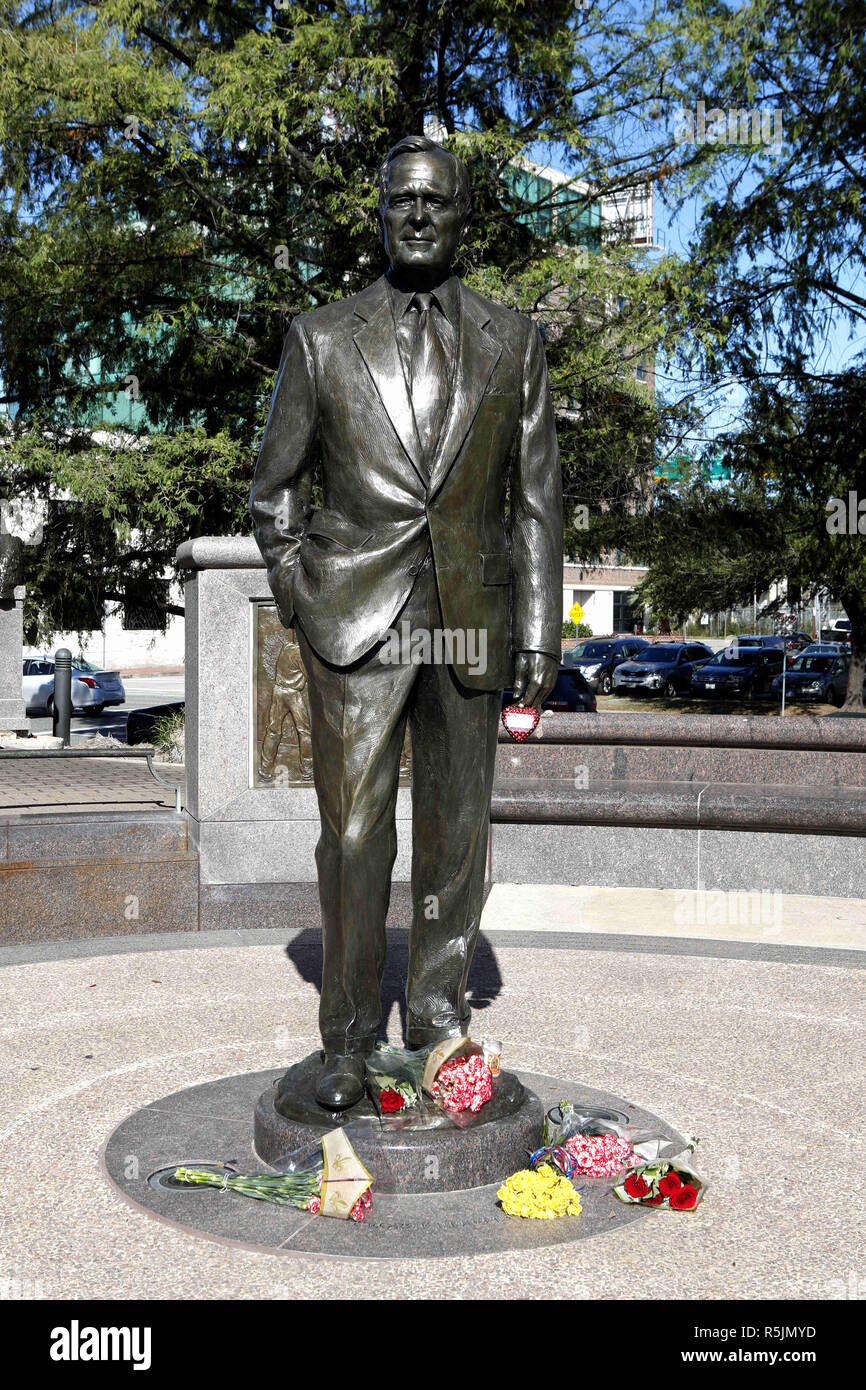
[{"left": 501, "top": 704, "right": 540, "bottom": 742}]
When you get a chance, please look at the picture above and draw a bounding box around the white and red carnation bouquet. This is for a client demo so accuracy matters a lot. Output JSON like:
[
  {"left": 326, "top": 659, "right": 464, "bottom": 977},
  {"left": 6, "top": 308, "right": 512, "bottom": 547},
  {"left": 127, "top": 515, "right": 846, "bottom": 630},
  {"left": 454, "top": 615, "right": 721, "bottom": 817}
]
[
  {"left": 430, "top": 1051, "right": 493, "bottom": 1114},
  {"left": 532, "top": 1100, "right": 638, "bottom": 1181},
  {"left": 562, "top": 1131, "right": 637, "bottom": 1178}
]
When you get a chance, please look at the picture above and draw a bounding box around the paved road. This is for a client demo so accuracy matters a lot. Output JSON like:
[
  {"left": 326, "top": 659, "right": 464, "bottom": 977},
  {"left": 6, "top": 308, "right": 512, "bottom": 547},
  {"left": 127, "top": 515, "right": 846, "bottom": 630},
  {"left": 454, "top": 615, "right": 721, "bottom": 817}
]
[
  {"left": 28, "top": 676, "right": 185, "bottom": 744},
  {"left": 27, "top": 677, "right": 828, "bottom": 734}
]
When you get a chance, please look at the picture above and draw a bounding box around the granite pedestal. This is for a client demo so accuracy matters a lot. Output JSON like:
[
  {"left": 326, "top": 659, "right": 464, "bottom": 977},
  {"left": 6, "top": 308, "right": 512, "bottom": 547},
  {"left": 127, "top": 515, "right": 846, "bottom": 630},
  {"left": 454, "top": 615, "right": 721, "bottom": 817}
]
[
  {"left": 255, "top": 1050, "right": 543, "bottom": 1193},
  {"left": 101, "top": 1066, "right": 686, "bottom": 1259},
  {"left": 176, "top": 535, "right": 413, "bottom": 886}
]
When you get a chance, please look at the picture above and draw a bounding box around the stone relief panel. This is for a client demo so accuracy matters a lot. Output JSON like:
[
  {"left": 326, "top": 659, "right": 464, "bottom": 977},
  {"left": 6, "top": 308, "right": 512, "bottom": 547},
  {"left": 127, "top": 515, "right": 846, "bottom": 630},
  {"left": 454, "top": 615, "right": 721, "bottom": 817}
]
[{"left": 252, "top": 603, "right": 410, "bottom": 788}]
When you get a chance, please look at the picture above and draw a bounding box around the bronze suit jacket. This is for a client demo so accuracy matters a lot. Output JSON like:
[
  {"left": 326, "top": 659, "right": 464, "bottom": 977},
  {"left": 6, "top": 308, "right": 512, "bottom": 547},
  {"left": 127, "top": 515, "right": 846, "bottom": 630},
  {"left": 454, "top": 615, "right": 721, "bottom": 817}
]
[{"left": 250, "top": 274, "right": 563, "bottom": 691}]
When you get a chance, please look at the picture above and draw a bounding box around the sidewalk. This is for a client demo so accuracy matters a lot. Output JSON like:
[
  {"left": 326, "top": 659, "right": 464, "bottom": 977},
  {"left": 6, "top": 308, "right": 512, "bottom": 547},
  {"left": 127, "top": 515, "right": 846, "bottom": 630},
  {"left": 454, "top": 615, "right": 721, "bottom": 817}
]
[
  {"left": 0, "top": 756, "right": 184, "bottom": 812},
  {"left": 481, "top": 883, "right": 866, "bottom": 952}
]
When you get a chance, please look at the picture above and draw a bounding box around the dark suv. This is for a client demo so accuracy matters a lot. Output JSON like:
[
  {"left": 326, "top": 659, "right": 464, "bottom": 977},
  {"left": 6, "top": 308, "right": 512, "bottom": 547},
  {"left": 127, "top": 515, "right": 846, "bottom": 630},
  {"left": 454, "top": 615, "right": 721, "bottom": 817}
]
[
  {"left": 612, "top": 642, "right": 714, "bottom": 697},
  {"left": 771, "top": 653, "right": 852, "bottom": 706},
  {"left": 563, "top": 636, "right": 650, "bottom": 695},
  {"left": 501, "top": 666, "right": 596, "bottom": 714},
  {"left": 691, "top": 644, "right": 785, "bottom": 699}
]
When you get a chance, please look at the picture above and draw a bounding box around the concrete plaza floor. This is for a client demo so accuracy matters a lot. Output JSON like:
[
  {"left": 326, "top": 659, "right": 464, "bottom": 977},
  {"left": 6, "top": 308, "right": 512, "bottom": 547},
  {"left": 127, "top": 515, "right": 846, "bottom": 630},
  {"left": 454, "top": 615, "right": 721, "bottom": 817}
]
[{"left": 0, "top": 889, "right": 863, "bottom": 1301}]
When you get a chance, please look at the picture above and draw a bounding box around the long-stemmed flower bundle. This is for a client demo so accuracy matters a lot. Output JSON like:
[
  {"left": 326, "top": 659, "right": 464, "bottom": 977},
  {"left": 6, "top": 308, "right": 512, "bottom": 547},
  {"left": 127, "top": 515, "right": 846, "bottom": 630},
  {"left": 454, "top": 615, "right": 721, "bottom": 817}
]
[
  {"left": 172, "top": 1163, "right": 321, "bottom": 1209},
  {"left": 173, "top": 1127, "right": 374, "bottom": 1221}
]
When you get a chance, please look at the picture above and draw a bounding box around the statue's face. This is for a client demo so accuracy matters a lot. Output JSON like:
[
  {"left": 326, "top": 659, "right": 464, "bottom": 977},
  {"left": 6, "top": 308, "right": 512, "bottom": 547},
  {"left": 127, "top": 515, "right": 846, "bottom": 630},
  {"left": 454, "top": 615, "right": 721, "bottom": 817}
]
[{"left": 380, "top": 151, "right": 464, "bottom": 281}]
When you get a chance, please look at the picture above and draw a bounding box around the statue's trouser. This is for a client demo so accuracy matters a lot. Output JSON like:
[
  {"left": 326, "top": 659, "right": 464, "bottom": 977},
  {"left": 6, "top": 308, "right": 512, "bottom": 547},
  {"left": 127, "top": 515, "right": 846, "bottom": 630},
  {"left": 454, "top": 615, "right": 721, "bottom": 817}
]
[{"left": 295, "top": 555, "right": 502, "bottom": 1055}]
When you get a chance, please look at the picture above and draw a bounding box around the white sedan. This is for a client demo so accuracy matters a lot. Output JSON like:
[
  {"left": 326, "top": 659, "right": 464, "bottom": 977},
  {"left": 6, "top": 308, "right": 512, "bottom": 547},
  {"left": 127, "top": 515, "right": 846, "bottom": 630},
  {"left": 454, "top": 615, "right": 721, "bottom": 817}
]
[{"left": 22, "top": 657, "right": 126, "bottom": 715}]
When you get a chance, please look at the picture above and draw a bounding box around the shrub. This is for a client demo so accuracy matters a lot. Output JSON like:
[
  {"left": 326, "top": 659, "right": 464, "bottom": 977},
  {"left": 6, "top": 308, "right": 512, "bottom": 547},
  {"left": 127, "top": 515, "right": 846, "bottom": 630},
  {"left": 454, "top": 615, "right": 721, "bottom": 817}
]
[{"left": 152, "top": 709, "right": 185, "bottom": 764}]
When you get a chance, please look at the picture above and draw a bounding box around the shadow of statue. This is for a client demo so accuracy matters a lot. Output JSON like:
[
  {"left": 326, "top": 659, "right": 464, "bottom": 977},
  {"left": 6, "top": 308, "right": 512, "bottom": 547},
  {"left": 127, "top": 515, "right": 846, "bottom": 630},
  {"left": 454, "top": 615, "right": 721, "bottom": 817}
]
[{"left": 285, "top": 917, "right": 503, "bottom": 1047}]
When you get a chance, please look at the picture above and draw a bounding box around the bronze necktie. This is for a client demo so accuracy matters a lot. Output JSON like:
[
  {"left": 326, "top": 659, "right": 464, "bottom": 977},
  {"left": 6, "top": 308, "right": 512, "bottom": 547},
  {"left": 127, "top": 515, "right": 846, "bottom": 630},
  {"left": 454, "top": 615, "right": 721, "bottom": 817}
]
[{"left": 409, "top": 291, "right": 449, "bottom": 468}]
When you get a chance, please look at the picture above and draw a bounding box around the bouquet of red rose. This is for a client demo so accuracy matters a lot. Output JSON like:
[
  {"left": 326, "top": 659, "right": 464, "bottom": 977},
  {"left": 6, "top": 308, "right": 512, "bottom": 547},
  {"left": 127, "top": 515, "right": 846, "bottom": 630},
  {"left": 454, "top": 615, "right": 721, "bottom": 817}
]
[
  {"left": 365, "top": 1045, "right": 423, "bottom": 1123},
  {"left": 173, "top": 1126, "right": 374, "bottom": 1220},
  {"left": 614, "top": 1140, "right": 705, "bottom": 1211}
]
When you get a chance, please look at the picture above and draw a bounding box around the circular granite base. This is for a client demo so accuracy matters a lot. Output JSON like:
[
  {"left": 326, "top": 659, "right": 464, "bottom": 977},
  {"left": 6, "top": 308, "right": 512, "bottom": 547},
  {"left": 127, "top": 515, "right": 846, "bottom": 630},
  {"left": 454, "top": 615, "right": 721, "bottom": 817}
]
[
  {"left": 255, "top": 1051, "right": 541, "bottom": 1193},
  {"left": 101, "top": 1067, "right": 685, "bottom": 1259}
]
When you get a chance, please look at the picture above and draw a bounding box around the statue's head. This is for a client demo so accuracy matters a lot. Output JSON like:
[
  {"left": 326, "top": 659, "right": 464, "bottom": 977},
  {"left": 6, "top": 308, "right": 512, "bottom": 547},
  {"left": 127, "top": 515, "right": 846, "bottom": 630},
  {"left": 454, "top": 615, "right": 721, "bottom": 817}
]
[{"left": 377, "top": 134, "right": 471, "bottom": 284}]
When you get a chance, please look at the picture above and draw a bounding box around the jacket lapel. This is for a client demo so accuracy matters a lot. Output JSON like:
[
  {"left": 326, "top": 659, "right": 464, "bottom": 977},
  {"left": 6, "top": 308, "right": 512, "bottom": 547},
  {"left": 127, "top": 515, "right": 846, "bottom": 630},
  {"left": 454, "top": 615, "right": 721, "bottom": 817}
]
[
  {"left": 352, "top": 276, "right": 502, "bottom": 499},
  {"left": 427, "top": 283, "right": 502, "bottom": 500},
  {"left": 353, "top": 278, "right": 425, "bottom": 485}
]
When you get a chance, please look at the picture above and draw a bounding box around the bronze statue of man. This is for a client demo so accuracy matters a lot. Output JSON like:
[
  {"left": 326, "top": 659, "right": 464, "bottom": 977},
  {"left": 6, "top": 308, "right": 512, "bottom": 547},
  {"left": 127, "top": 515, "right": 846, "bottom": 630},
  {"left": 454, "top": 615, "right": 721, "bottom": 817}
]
[{"left": 250, "top": 135, "right": 563, "bottom": 1109}]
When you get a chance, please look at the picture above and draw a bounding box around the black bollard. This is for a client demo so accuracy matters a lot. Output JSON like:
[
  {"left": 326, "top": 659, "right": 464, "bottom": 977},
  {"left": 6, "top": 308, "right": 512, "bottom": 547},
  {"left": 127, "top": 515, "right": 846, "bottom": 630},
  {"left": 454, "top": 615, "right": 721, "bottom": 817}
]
[{"left": 53, "top": 647, "right": 72, "bottom": 746}]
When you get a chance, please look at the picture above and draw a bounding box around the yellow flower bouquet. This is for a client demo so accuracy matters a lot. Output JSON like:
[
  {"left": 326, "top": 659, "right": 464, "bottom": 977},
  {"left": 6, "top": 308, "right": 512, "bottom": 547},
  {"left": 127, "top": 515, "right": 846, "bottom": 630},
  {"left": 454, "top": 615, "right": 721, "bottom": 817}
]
[{"left": 497, "top": 1163, "right": 583, "bottom": 1219}]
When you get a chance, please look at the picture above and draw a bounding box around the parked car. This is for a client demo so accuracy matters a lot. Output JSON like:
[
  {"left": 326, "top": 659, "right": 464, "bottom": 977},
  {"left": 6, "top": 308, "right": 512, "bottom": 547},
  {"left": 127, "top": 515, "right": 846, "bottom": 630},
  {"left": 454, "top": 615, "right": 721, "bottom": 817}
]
[
  {"left": 780, "top": 631, "right": 814, "bottom": 654},
  {"left": 800, "top": 642, "right": 848, "bottom": 658},
  {"left": 562, "top": 636, "right": 650, "bottom": 695},
  {"left": 612, "top": 642, "right": 713, "bottom": 697},
  {"left": 22, "top": 657, "right": 125, "bottom": 715},
  {"left": 691, "top": 645, "right": 785, "bottom": 699},
  {"left": 560, "top": 640, "right": 590, "bottom": 665},
  {"left": 770, "top": 653, "right": 851, "bottom": 707},
  {"left": 820, "top": 619, "right": 851, "bottom": 644},
  {"left": 731, "top": 634, "right": 787, "bottom": 649},
  {"left": 501, "top": 666, "right": 596, "bottom": 715},
  {"left": 126, "top": 701, "right": 185, "bottom": 745}
]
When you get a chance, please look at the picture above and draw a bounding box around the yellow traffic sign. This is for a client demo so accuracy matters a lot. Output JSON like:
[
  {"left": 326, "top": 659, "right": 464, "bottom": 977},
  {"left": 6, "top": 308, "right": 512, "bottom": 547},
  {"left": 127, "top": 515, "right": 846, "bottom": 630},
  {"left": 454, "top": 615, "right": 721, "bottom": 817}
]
[{"left": 569, "top": 601, "right": 585, "bottom": 624}]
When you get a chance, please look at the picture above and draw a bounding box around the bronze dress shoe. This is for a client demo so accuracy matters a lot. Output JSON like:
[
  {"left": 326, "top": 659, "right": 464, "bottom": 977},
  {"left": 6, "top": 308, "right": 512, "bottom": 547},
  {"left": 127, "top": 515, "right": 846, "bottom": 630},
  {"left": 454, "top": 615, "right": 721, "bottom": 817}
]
[{"left": 315, "top": 1053, "right": 366, "bottom": 1110}]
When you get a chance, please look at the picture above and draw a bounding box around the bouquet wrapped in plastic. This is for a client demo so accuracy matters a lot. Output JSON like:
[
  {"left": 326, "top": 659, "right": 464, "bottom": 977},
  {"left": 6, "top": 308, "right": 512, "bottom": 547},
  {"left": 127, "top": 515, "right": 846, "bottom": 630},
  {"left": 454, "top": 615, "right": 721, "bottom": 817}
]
[
  {"left": 365, "top": 1045, "right": 424, "bottom": 1122},
  {"left": 173, "top": 1126, "right": 374, "bottom": 1220},
  {"left": 365, "top": 1037, "right": 493, "bottom": 1125},
  {"left": 531, "top": 1100, "right": 642, "bottom": 1179},
  {"left": 532, "top": 1099, "right": 707, "bottom": 1211},
  {"left": 613, "top": 1135, "right": 706, "bottom": 1211}
]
